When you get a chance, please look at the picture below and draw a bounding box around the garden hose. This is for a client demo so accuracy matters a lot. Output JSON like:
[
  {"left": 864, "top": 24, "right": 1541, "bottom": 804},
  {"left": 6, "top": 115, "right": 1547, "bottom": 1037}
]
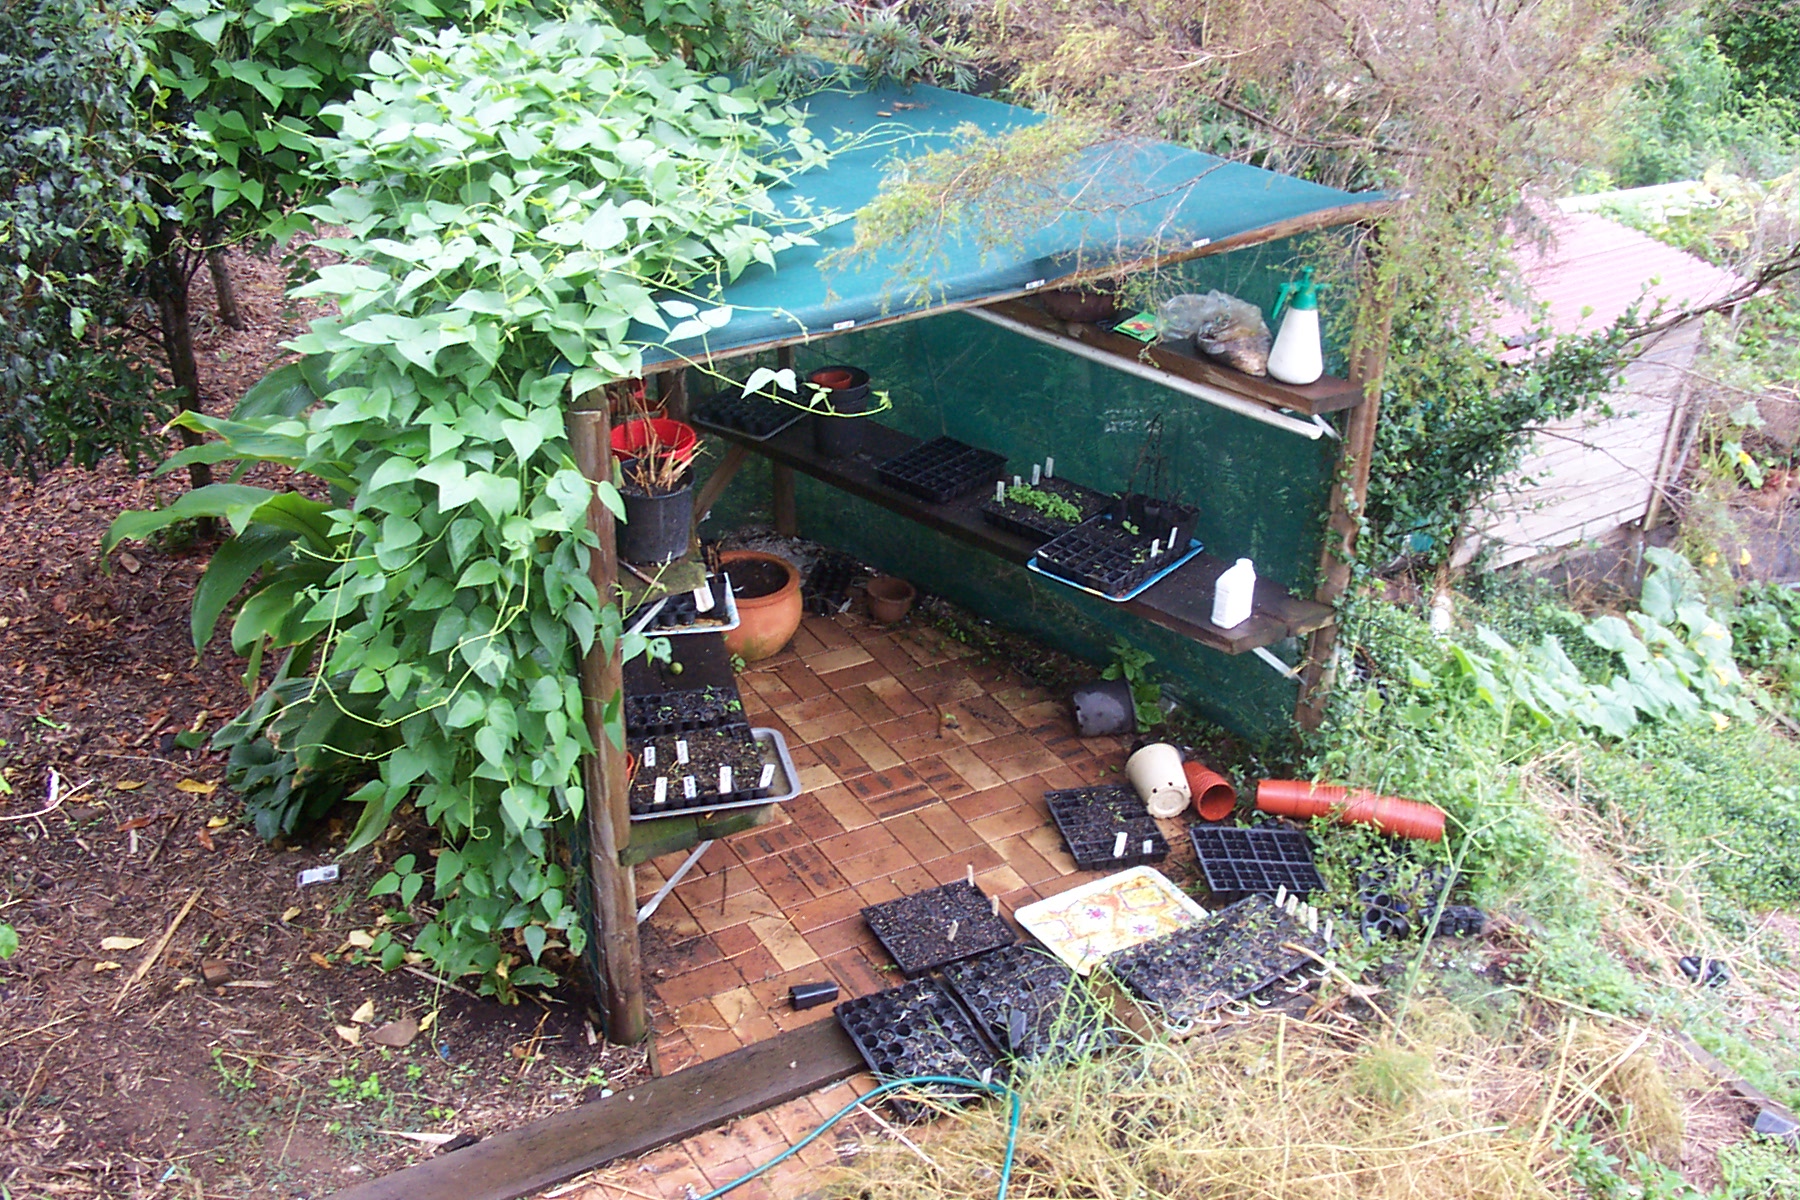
[{"left": 691, "top": 1073, "right": 1023, "bottom": 1200}]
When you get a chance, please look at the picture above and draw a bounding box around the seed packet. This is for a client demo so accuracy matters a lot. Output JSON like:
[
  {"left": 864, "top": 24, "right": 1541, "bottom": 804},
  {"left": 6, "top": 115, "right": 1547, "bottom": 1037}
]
[{"left": 1112, "top": 312, "right": 1162, "bottom": 342}]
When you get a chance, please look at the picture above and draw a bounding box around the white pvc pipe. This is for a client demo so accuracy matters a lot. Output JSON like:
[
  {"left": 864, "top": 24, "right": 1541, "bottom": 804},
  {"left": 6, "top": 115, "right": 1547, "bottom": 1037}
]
[{"left": 968, "top": 307, "right": 1327, "bottom": 441}]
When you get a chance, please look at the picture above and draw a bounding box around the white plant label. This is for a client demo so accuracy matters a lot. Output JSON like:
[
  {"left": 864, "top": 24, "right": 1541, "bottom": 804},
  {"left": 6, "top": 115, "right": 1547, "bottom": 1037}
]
[
  {"left": 995, "top": 480, "right": 1006, "bottom": 503},
  {"left": 693, "top": 582, "right": 715, "bottom": 613},
  {"left": 653, "top": 776, "right": 668, "bottom": 805},
  {"left": 297, "top": 864, "right": 339, "bottom": 888},
  {"left": 759, "top": 762, "right": 776, "bottom": 789},
  {"left": 675, "top": 739, "right": 689, "bottom": 765},
  {"left": 1031, "top": 463, "right": 1041, "bottom": 486},
  {"left": 1112, "top": 831, "right": 1128, "bottom": 858},
  {"left": 832, "top": 319, "right": 855, "bottom": 331},
  {"left": 682, "top": 776, "right": 697, "bottom": 799},
  {"left": 719, "top": 765, "right": 732, "bottom": 793},
  {"left": 642, "top": 744, "right": 656, "bottom": 768},
  {"left": 1143, "top": 839, "right": 1155, "bottom": 856},
  {"left": 1045, "top": 456, "right": 1055, "bottom": 478}
]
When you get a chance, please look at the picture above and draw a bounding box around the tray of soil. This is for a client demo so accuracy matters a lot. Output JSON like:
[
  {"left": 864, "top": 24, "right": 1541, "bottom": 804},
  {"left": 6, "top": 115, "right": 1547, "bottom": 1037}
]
[
  {"left": 1189, "top": 825, "right": 1325, "bottom": 899},
  {"left": 638, "top": 574, "right": 741, "bottom": 636},
  {"left": 835, "top": 978, "right": 1003, "bottom": 1122},
  {"left": 1015, "top": 867, "right": 1209, "bottom": 976},
  {"left": 1028, "top": 494, "right": 1203, "bottom": 602},
  {"left": 980, "top": 477, "right": 1113, "bottom": 545},
  {"left": 861, "top": 880, "right": 1016, "bottom": 978},
  {"left": 803, "top": 550, "right": 864, "bottom": 616},
  {"left": 1103, "top": 894, "right": 1327, "bottom": 1029},
  {"left": 1045, "top": 785, "right": 1169, "bottom": 871},
  {"left": 691, "top": 386, "right": 807, "bottom": 441},
  {"left": 624, "top": 684, "right": 746, "bottom": 738},
  {"left": 875, "top": 436, "right": 1008, "bottom": 504},
  {"left": 941, "top": 944, "right": 1117, "bottom": 1064},
  {"left": 626, "top": 725, "right": 800, "bottom": 819}
]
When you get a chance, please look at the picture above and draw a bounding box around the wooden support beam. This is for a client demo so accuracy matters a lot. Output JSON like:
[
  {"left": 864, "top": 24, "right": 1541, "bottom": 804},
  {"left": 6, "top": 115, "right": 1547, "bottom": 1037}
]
[
  {"left": 772, "top": 345, "right": 799, "bottom": 535},
  {"left": 656, "top": 366, "right": 689, "bottom": 422},
  {"left": 566, "top": 402, "right": 648, "bottom": 1046},
  {"left": 693, "top": 443, "right": 751, "bottom": 529}
]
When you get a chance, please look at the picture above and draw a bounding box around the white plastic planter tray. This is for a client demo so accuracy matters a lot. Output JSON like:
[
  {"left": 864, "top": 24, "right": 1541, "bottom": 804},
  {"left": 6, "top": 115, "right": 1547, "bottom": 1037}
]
[
  {"left": 628, "top": 573, "right": 742, "bottom": 638},
  {"left": 1016, "top": 866, "right": 1210, "bottom": 976}
]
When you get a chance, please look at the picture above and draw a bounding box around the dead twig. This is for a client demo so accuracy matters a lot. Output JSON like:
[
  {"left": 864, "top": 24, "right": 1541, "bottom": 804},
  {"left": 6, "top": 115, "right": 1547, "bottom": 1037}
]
[{"left": 113, "top": 886, "right": 203, "bottom": 1013}]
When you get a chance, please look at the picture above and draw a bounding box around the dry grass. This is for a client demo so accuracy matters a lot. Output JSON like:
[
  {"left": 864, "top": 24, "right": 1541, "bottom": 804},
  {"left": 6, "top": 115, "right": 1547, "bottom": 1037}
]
[{"left": 827, "top": 999, "right": 1701, "bottom": 1200}]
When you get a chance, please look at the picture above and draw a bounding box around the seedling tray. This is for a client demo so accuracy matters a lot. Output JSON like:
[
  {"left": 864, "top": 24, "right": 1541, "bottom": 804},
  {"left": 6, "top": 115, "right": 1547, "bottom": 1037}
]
[
  {"left": 1189, "top": 825, "right": 1325, "bottom": 898},
  {"left": 624, "top": 684, "right": 747, "bottom": 738},
  {"left": 1016, "top": 867, "right": 1209, "bottom": 976},
  {"left": 1104, "top": 894, "right": 1326, "bottom": 1028},
  {"left": 980, "top": 477, "right": 1113, "bottom": 545},
  {"left": 1030, "top": 503, "right": 1203, "bottom": 602},
  {"left": 627, "top": 726, "right": 800, "bottom": 819},
  {"left": 861, "top": 880, "right": 1016, "bottom": 978},
  {"left": 692, "top": 389, "right": 805, "bottom": 441},
  {"left": 642, "top": 576, "right": 741, "bottom": 636},
  {"left": 941, "top": 944, "right": 1115, "bottom": 1064},
  {"left": 804, "top": 550, "right": 863, "bottom": 617},
  {"left": 835, "top": 979, "right": 1003, "bottom": 1122},
  {"left": 1045, "top": 785, "right": 1169, "bottom": 871},
  {"left": 876, "top": 437, "right": 1007, "bottom": 504}
]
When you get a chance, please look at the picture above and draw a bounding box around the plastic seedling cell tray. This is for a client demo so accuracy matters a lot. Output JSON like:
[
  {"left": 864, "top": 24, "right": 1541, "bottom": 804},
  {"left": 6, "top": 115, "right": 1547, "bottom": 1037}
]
[
  {"left": 804, "top": 550, "right": 863, "bottom": 617},
  {"left": 876, "top": 437, "right": 1008, "bottom": 504},
  {"left": 691, "top": 389, "right": 805, "bottom": 441},
  {"left": 941, "top": 944, "right": 1116, "bottom": 1064},
  {"left": 1045, "top": 785, "right": 1169, "bottom": 871},
  {"left": 624, "top": 684, "right": 748, "bottom": 738},
  {"left": 627, "top": 726, "right": 800, "bottom": 819},
  {"left": 1189, "top": 825, "right": 1325, "bottom": 899},
  {"left": 1103, "top": 894, "right": 1327, "bottom": 1029},
  {"left": 1029, "top": 495, "right": 1204, "bottom": 602},
  {"left": 861, "top": 880, "right": 1016, "bottom": 978},
  {"left": 980, "top": 477, "right": 1114, "bottom": 545},
  {"left": 643, "top": 575, "right": 741, "bottom": 636},
  {"left": 1015, "top": 867, "right": 1209, "bottom": 976},
  {"left": 835, "top": 979, "right": 1003, "bottom": 1122}
]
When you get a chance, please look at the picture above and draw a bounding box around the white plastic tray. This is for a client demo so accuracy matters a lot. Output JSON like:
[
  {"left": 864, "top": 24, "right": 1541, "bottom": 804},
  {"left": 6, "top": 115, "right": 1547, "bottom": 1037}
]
[{"left": 1016, "top": 866, "right": 1210, "bottom": 975}]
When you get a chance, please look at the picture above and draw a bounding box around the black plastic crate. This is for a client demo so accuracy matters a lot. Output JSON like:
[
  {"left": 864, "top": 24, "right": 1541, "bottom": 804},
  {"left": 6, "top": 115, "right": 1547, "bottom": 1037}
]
[
  {"left": 626, "top": 723, "right": 770, "bottom": 816},
  {"left": 1045, "top": 785, "right": 1169, "bottom": 871},
  {"left": 835, "top": 979, "right": 1003, "bottom": 1122},
  {"left": 1104, "top": 894, "right": 1326, "bottom": 1027},
  {"left": 624, "top": 685, "right": 746, "bottom": 738},
  {"left": 861, "top": 880, "right": 1016, "bottom": 978},
  {"left": 980, "top": 477, "right": 1113, "bottom": 545},
  {"left": 941, "top": 944, "right": 1115, "bottom": 1064},
  {"left": 691, "top": 388, "right": 805, "bottom": 440},
  {"left": 1189, "top": 825, "right": 1325, "bottom": 898},
  {"left": 1033, "top": 495, "right": 1202, "bottom": 600},
  {"left": 804, "top": 550, "right": 863, "bottom": 617},
  {"left": 876, "top": 437, "right": 1007, "bottom": 504}
]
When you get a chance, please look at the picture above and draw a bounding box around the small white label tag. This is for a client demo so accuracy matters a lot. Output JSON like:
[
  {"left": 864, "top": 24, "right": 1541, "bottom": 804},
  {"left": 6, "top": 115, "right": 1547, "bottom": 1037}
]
[
  {"left": 759, "top": 762, "right": 776, "bottom": 789},
  {"left": 832, "top": 319, "right": 855, "bottom": 331},
  {"left": 298, "top": 864, "right": 339, "bottom": 888},
  {"left": 1025, "top": 278, "right": 1046, "bottom": 289},
  {"left": 1191, "top": 237, "right": 1212, "bottom": 249},
  {"left": 653, "top": 776, "right": 668, "bottom": 805},
  {"left": 682, "top": 776, "right": 697, "bottom": 799},
  {"left": 1112, "top": 831, "right": 1128, "bottom": 858},
  {"left": 719, "top": 765, "right": 732, "bottom": 793},
  {"left": 1143, "top": 838, "right": 1155, "bottom": 856},
  {"left": 675, "top": 739, "right": 689, "bottom": 765},
  {"left": 693, "top": 582, "right": 715, "bottom": 613},
  {"left": 642, "top": 744, "right": 656, "bottom": 768}
]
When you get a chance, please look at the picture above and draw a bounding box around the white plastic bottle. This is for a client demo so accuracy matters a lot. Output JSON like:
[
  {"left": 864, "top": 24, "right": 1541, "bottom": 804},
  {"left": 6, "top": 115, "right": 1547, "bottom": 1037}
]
[
  {"left": 1211, "top": 558, "right": 1256, "bottom": 628},
  {"left": 1267, "top": 267, "right": 1323, "bottom": 386}
]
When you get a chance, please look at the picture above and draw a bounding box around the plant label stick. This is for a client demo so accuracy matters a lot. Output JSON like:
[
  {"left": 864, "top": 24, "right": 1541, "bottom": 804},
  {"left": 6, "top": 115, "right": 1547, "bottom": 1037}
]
[
  {"left": 1045, "top": 456, "right": 1054, "bottom": 478},
  {"left": 995, "top": 480, "right": 1006, "bottom": 503},
  {"left": 1143, "top": 838, "right": 1155, "bottom": 856},
  {"left": 966, "top": 864, "right": 975, "bottom": 888},
  {"left": 653, "top": 776, "right": 667, "bottom": 806},
  {"left": 682, "top": 776, "right": 697, "bottom": 800},
  {"left": 1275, "top": 884, "right": 1288, "bottom": 908},
  {"left": 946, "top": 920, "right": 959, "bottom": 943},
  {"left": 718, "top": 765, "right": 731, "bottom": 793},
  {"left": 1012, "top": 474, "right": 1021, "bottom": 488},
  {"left": 693, "top": 581, "right": 715, "bottom": 613},
  {"left": 642, "top": 744, "right": 656, "bottom": 768},
  {"left": 758, "top": 762, "right": 776, "bottom": 789},
  {"left": 675, "top": 739, "right": 689, "bottom": 764},
  {"left": 991, "top": 895, "right": 1000, "bottom": 916},
  {"left": 1031, "top": 463, "right": 1041, "bottom": 485},
  {"left": 1113, "top": 831, "right": 1128, "bottom": 858}
]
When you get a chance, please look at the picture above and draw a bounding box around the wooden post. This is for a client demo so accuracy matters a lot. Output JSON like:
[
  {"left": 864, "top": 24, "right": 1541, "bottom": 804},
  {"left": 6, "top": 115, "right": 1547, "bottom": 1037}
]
[
  {"left": 656, "top": 367, "right": 689, "bottom": 423},
  {"left": 566, "top": 401, "right": 649, "bottom": 1045},
  {"left": 772, "top": 346, "right": 798, "bottom": 535},
  {"left": 1296, "top": 244, "right": 1396, "bottom": 731}
]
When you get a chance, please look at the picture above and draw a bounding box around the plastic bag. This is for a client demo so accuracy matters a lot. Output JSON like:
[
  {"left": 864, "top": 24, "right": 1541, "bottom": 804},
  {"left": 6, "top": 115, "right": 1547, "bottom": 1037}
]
[{"left": 1159, "top": 291, "right": 1271, "bottom": 376}]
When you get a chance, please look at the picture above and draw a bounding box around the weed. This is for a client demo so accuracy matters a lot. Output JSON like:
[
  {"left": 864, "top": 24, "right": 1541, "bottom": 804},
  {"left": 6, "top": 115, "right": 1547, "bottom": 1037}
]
[{"left": 210, "top": 1050, "right": 257, "bottom": 1094}]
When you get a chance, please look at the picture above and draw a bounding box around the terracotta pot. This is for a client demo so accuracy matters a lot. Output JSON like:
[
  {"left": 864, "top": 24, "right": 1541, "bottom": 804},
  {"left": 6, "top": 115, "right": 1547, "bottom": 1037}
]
[
  {"left": 866, "top": 575, "right": 915, "bottom": 624},
  {"left": 1042, "top": 287, "right": 1119, "bottom": 323},
  {"left": 720, "top": 550, "right": 803, "bottom": 663},
  {"left": 1183, "top": 762, "right": 1238, "bottom": 821},
  {"left": 1254, "top": 779, "right": 1446, "bottom": 842}
]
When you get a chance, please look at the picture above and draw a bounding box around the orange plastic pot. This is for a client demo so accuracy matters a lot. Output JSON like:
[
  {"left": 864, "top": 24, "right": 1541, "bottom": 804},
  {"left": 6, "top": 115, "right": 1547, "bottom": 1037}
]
[
  {"left": 1255, "top": 780, "right": 1446, "bottom": 841},
  {"left": 720, "top": 550, "right": 802, "bottom": 663},
  {"left": 1183, "top": 763, "right": 1238, "bottom": 821}
]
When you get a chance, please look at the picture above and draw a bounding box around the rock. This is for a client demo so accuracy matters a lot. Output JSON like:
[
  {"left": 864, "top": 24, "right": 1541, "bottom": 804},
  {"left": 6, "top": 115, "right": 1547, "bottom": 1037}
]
[
  {"left": 1753, "top": 1108, "right": 1798, "bottom": 1143},
  {"left": 201, "top": 959, "right": 233, "bottom": 988},
  {"left": 365, "top": 1017, "right": 418, "bottom": 1048}
]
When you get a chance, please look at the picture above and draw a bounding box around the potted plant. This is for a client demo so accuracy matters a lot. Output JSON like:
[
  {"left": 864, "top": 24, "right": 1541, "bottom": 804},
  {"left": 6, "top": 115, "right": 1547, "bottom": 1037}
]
[
  {"left": 804, "top": 364, "right": 878, "bottom": 459},
  {"left": 610, "top": 395, "right": 700, "bottom": 565}
]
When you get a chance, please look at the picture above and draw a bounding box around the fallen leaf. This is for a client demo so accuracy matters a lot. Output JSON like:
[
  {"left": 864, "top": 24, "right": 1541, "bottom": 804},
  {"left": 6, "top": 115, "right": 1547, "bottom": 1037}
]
[
  {"left": 118, "top": 551, "right": 141, "bottom": 574},
  {"left": 175, "top": 779, "right": 218, "bottom": 795},
  {"left": 345, "top": 929, "right": 375, "bottom": 949},
  {"left": 115, "top": 781, "right": 145, "bottom": 791},
  {"left": 99, "top": 936, "right": 146, "bottom": 951},
  {"left": 366, "top": 1017, "right": 418, "bottom": 1048},
  {"left": 334, "top": 1024, "right": 362, "bottom": 1046},
  {"left": 93, "top": 960, "right": 122, "bottom": 972},
  {"left": 197, "top": 828, "right": 216, "bottom": 851},
  {"left": 116, "top": 816, "right": 155, "bottom": 831},
  {"left": 350, "top": 999, "right": 376, "bottom": 1025},
  {"left": 281, "top": 906, "right": 302, "bottom": 922},
  {"left": 205, "top": 816, "right": 229, "bottom": 829},
  {"left": 418, "top": 1010, "right": 437, "bottom": 1034},
  {"left": 309, "top": 952, "right": 333, "bottom": 970},
  {"left": 376, "top": 1129, "right": 456, "bottom": 1147}
]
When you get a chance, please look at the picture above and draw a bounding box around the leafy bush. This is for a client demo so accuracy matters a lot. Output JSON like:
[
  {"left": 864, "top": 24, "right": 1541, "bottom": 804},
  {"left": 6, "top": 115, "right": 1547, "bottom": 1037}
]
[{"left": 1730, "top": 581, "right": 1800, "bottom": 687}]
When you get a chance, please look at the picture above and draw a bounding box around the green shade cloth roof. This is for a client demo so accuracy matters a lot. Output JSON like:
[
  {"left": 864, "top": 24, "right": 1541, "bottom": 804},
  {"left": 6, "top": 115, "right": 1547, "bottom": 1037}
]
[{"left": 636, "top": 81, "right": 1385, "bottom": 369}]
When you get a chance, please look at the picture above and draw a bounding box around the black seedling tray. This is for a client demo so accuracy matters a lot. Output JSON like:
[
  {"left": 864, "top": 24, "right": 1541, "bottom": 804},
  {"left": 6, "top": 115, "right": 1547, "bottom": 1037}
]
[
  {"left": 644, "top": 579, "right": 730, "bottom": 632},
  {"left": 627, "top": 723, "right": 769, "bottom": 816},
  {"left": 1356, "top": 858, "right": 1466, "bottom": 942},
  {"left": 1032, "top": 494, "right": 1203, "bottom": 600},
  {"left": 804, "top": 550, "right": 863, "bottom": 617},
  {"left": 980, "top": 477, "right": 1113, "bottom": 545},
  {"left": 624, "top": 685, "right": 746, "bottom": 738},
  {"left": 941, "top": 944, "right": 1115, "bottom": 1064},
  {"left": 1189, "top": 826, "right": 1325, "bottom": 898},
  {"left": 861, "top": 880, "right": 1016, "bottom": 978},
  {"left": 876, "top": 437, "right": 1007, "bottom": 504},
  {"left": 692, "top": 388, "right": 805, "bottom": 441},
  {"left": 1045, "top": 785, "right": 1169, "bottom": 871},
  {"left": 1105, "top": 894, "right": 1326, "bottom": 1027},
  {"left": 835, "top": 978, "right": 1003, "bottom": 1122}
]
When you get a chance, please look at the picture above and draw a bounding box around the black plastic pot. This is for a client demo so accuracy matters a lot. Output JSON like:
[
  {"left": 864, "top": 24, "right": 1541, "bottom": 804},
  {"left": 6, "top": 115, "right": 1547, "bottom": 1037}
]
[
  {"left": 1071, "top": 679, "right": 1135, "bottom": 737},
  {"left": 808, "top": 365, "right": 876, "bottom": 459},
  {"left": 617, "top": 477, "right": 693, "bottom": 565}
]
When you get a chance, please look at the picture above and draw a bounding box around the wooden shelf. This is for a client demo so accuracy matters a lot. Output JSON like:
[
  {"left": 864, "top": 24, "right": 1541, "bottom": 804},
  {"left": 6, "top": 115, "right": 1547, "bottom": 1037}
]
[
  {"left": 699, "top": 420, "right": 1334, "bottom": 656},
  {"left": 985, "top": 299, "right": 1365, "bottom": 417}
]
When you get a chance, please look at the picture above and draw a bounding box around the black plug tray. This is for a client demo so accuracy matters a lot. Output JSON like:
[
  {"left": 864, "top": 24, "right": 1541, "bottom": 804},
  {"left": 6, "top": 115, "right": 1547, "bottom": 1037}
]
[
  {"left": 1104, "top": 894, "right": 1326, "bottom": 1027},
  {"left": 1045, "top": 785, "right": 1169, "bottom": 871},
  {"left": 861, "top": 880, "right": 1016, "bottom": 978},
  {"left": 941, "top": 944, "right": 1115, "bottom": 1064},
  {"left": 692, "top": 388, "right": 805, "bottom": 441},
  {"left": 1189, "top": 825, "right": 1325, "bottom": 898},
  {"left": 876, "top": 437, "right": 1007, "bottom": 504},
  {"left": 627, "top": 723, "right": 769, "bottom": 816},
  {"left": 835, "top": 979, "right": 1002, "bottom": 1122},
  {"left": 979, "top": 477, "right": 1113, "bottom": 545},
  {"left": 624, "top": 685, "right": 747, "bottom": 738}
]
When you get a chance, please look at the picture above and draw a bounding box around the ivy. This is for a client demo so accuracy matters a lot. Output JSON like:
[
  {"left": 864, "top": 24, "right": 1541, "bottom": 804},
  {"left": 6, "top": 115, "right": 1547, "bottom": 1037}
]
[{"left": 108, "top": 10, "right": 834, "bottom": 995}]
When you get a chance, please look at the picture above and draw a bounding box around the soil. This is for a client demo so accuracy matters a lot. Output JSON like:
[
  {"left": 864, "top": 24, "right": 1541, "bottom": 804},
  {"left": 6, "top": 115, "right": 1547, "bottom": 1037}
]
[
  {"left": 627, "top": 725, "right": 767, "bottom": 815},
  {"left": 0, "top": 246, "right": 646, "bottom": 1200},
  {"left": 726, "top": 558, "right": 791, "bottom": 601},
  {"left": 859, "top": 880, "right": 1017, "bottom": 979}
]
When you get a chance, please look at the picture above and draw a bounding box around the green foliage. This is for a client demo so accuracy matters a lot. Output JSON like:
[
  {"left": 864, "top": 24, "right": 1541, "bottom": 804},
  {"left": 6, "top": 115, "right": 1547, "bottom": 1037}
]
[
  {"left": 111, "top": 11, "right": 834, "bottom": 993},
  {"left": 0, "top": 0, "right": 169, "bottom": 475},
  {"left": 1713, "top": 0, "right": 1800, "bottom": 113},
  {"left": 1730, "top": 581, "right": 1800, "bottom": 689},
  {"left": 0, "top": 923, "right": 17, "bottom": 959},
  {"left": 1101, "top": 637, "right": 1161, "bottom": 731},
  {"left": 1003, "top": 484, "right": 1081, "bottom": 524}
]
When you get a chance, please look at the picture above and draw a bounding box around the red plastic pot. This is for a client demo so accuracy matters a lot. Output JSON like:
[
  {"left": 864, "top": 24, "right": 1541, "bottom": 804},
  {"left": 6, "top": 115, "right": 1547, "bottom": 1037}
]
[
  {"left": 610, "top": 417, "right": 698, "bottom": 470},
  {"left": 1254, "top": 779, "right": 1446, "bottom": 842},
  {"left": 1183, "top": 763, "right": 1238, "bottom": 822}
]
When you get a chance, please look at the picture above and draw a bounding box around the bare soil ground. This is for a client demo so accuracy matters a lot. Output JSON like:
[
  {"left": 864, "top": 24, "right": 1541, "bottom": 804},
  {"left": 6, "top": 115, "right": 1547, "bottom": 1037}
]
[{"left": 0, "top": 250, "right": 645, "bottom": 1199}]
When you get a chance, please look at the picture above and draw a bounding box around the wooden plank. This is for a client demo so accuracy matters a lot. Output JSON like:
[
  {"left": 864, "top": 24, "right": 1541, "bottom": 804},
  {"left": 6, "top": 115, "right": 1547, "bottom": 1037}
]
[
  {"left": 326, "top": 1020, "right": 864, "bottom": 1200},
  {"left": 693, "top": 442, "right": 751, "bottom": 525},
  {"left": 710, "top": 420, "right": 1332, "bottom": 655},
  {"left": 986, "top": 299, "right": 1364, "bottom": 416}
]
